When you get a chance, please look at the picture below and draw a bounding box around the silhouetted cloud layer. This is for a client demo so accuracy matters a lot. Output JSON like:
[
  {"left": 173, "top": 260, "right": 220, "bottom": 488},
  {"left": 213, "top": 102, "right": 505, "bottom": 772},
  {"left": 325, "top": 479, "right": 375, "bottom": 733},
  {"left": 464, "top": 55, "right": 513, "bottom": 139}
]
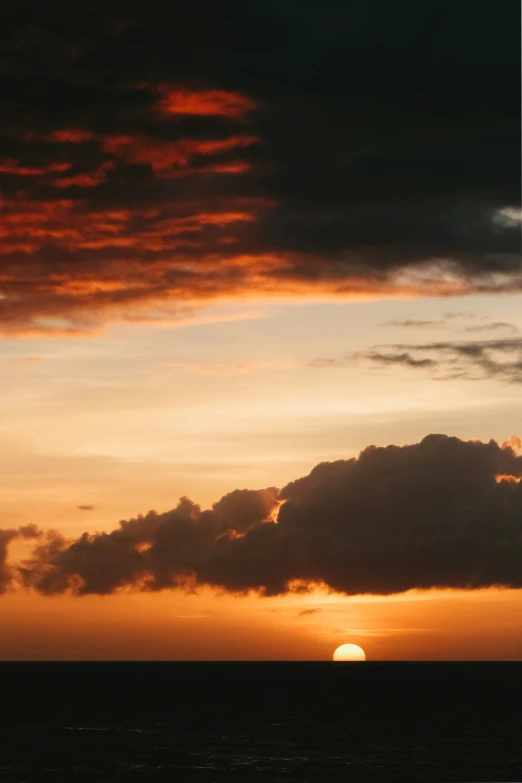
[
  {"left": 0, "top": 1, "right": 520, "bottom": 332},
  {"left": 5, "top": 435, "right": 522, "bottom": 597},
  {"left": 386, "top": 313, "right": 519, "bottom": 335},
  {"left": 0, "top": 525, "right": 41, "bottom": 594},
  {"left": 360, "top": 339, "right": 522, "bottom": 383},
  {"left": 311, "top": 333, "right": 522, "bottom": 383}
]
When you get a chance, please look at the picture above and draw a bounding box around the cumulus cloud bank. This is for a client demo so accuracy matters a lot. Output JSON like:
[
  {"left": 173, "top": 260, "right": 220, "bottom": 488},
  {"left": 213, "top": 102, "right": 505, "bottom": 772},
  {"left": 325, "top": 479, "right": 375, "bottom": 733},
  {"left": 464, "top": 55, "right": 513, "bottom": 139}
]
[{"left": 3, "top": 435, "right": 522, "bottom": 598}]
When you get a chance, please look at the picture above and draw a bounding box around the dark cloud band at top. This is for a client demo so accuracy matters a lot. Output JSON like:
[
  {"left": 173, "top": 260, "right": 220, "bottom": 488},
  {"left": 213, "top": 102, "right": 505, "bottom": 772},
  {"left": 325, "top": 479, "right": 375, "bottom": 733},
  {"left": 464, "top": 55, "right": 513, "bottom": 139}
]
[{"left": 0, "top": 1, "right": 519, "bottom": 333}]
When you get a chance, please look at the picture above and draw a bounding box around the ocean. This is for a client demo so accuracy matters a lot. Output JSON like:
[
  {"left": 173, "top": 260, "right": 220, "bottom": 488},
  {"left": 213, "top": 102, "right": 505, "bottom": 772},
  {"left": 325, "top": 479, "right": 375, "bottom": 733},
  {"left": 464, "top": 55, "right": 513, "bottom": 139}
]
[{"left": 2, "top": 662, "right": 521, "bottom": 781}]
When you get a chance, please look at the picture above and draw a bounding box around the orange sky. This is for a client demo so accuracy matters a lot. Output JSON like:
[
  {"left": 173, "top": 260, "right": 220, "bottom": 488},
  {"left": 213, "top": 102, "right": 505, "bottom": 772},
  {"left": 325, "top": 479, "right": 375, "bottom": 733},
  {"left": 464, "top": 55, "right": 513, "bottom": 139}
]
[
  {"left": 3, "top": 585, "right": 522, "bottom": 661},
  {"left": 0, "top": 5, "right": 520, "bottom": 660},
  {"left": 1, "top": 295, "right": 521, "bottom": 661}
]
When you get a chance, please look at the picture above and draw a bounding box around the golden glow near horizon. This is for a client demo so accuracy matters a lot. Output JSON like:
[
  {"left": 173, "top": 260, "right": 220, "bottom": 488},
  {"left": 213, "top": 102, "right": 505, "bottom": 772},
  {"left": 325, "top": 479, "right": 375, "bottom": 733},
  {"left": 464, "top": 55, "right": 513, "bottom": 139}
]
[
  {"left": 1, "top": 294, "right": 522, "bottom": 660},
  {"left": 2, "top": 585, "right": 522, "bottom": 661}
]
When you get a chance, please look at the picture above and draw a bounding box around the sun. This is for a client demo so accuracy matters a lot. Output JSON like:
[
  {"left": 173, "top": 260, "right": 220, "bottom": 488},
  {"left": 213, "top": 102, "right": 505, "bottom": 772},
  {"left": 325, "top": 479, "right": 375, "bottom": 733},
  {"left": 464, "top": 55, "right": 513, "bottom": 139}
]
[{"left": 333, "top": 643, "right": 366, "bottom": 661}]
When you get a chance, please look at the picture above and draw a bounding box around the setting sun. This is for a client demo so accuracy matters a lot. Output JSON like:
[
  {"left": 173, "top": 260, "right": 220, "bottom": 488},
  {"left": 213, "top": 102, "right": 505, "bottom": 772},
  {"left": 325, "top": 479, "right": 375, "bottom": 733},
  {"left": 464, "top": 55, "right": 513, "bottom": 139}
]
[{"left": 333, "top": 644, "right": 366, "bottom": 662}]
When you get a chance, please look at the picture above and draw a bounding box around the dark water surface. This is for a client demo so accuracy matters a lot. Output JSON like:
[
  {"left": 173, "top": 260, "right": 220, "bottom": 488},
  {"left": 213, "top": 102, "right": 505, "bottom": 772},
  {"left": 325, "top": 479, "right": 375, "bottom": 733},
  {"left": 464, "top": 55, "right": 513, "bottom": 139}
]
[{"left": 2, "top": 662, "right": 521, "bottom": 781}]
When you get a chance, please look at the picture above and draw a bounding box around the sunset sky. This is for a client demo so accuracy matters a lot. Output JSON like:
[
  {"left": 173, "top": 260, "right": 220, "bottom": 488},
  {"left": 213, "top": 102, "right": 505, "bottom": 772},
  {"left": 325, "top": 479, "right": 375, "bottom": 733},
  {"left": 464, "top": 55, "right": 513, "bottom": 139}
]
[{"left": 0, "top": 0, "right": 521, "bottom": 660}]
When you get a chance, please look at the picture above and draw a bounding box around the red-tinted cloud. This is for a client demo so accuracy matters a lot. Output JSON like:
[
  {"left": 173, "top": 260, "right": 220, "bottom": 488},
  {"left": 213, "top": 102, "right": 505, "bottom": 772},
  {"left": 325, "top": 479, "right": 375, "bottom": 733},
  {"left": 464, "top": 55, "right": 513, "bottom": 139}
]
[
  {"left": 156, "top": 87, "right": 256, "bottom": 119},
  {"left": 0, "top": 119, "right": 265, "bottom": 334},
  {"left": 44, "top": 129, "right": 96, "bottom": 144},
  {"left": 0, "top": 189, "right": 274, "bottom": 333},
  {"left": 99, "top": 133, "right": 259, "bottom": 176},
  {"left": 0, "top": 159, "right": 71, "bottom": 176},
  {"left": 0, "top": 2, "right": 518, "bottom": 335},
  {"left": 54, "top": 161, "right": 115, "bottom": 189}
]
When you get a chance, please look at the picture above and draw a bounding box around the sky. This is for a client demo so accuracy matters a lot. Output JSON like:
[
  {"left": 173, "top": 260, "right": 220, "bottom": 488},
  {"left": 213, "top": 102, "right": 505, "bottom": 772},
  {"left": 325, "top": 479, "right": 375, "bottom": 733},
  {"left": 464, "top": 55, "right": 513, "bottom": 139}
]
[{"left": 0, "top": 0, "right": 521, "bottom": 660}]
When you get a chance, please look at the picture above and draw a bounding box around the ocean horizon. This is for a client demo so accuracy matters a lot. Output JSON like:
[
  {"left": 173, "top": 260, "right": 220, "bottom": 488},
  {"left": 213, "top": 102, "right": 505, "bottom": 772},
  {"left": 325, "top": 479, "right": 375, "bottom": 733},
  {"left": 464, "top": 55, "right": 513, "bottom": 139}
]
[{"left": 2, "top": 661, "right": 520, "bottom": 781}]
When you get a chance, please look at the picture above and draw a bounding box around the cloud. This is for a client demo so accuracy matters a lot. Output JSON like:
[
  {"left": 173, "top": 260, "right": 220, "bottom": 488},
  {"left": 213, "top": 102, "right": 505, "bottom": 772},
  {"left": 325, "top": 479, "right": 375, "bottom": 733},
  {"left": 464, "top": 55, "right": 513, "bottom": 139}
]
[
  {"left": 9, "top": 435, "right": 522, "bottom": 598},
  {"left": 298, "top": 608, "right": 321, "bottom": 616},
  {"left": 502, "top": 436, "right": 522, "bottom": 455},
  {"left": 0, "top": 530, "right": 19, "bottom": 594},
  {"left": 77, "top": 505, "right": 94, "bottom": 511},
  {"left": 309, "top": 352, "right": 438, "bottom": 369},
  {"left": 387, "top": 314, "right": 519, "bottom": 334},
  {"left": 155, "top": 87, "right": 257, "bottom": 120},
  {"left": 212, "top": 488, "right": 280, "bottom": 533},
  {"left": 0, "top": 1, "right": 519, "bottom": 334},
  {"left": 356, "top": 338, "right": 522, "bottom": 383},
  {"left": 463, "top": 323, "right": 519, "bottom": 335},
  {"left": 0, "top": 525, "right": 41, "bottom": 594},
  {"left": 366, "top": 353, "right": 438, "bottom": 369},
  {"left": 386, "top": 319, "right": 442, "bottom": 329}
]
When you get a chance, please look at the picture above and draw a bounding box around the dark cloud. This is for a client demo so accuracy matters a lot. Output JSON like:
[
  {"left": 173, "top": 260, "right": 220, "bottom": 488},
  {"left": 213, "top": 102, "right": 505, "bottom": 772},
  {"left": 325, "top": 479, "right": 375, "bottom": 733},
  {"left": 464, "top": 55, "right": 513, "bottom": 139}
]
[
  {"left": 212, "top": 488, "right": 279, "bottom": 533},
  {"left": 0, "top": 524, "right": 41, "bottom": 593},
  {"left": 0, "top": 1, "right": 519, "bottom": 333},
  {"left": 77, "top": 505, "right": 94, "bottom": 511},
  {"left": 387, "top": 319, "right": 442, "bottom": 329},
  {"left": 355, "top": 338, "right": 522, "bottom": 383},
  {"left": 11, "top": 435, "right": 522, "bottom": 598},
  {"left": 503, "top": 436, "right": 522, "bottom": 454},
  {"left": 387, "top": 315, "right": 519, "bottom": 334},
  {"left": 463, "top": 323, "right": 519, "bottom": 335},
  {"left": 298, "top": 608, "right": 321, "bottom": 616},
  {"left": 0, "top": 530, "right": 18, "bottom": 594},
  {"left": 313, "top": 352, "right": 437, "bottom": 370}
]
